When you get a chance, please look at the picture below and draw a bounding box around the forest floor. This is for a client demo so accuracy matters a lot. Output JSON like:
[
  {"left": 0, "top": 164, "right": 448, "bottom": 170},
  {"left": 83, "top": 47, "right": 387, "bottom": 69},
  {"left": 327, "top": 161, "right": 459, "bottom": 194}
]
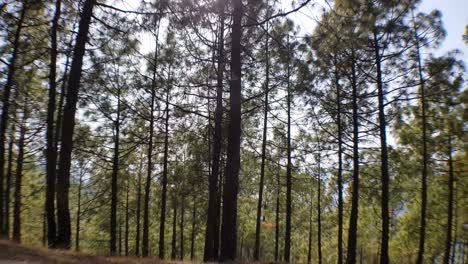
[{"left": 0, "top": 240, "right": 188, "bottom": 264}]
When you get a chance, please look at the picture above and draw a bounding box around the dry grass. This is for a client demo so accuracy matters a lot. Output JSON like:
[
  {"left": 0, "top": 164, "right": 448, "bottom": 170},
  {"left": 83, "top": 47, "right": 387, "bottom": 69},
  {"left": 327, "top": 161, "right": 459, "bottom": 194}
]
[{"left": 0, "top": 240, "right": 188, "bottom": 263}]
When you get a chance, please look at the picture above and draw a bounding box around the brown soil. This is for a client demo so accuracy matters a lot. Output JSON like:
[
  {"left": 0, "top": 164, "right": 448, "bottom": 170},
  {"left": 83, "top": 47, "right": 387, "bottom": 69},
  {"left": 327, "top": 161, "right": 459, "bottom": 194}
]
[{"left": 0, "top": 240, "right": 185, "bottom": 263}]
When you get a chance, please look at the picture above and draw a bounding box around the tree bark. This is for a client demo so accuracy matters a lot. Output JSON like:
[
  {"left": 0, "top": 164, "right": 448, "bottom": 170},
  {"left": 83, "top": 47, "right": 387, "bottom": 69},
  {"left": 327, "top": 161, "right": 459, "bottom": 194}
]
[
  {"left": 190, "top": 199, "right": 196, "bottom": 260},
  {"left": 125, "top": 172, "right": 129, "bottom": 256},
  {"left": 110, "top": 84, "right": 121, "bottom": 255},
  {"left": 373, "top": 30, "right": 390, "bottom": 264},
  {"left": 443, "top": 130, "right": 454, "bottom": 264},
  {"left": 275, "top": 164, "right": 280, "bottom": 262},
  {"left": 159, "top": 79, "right": 170, "bottom": 260},
  {"left": 142, "top": 23, "right": 160, "bottom": 256},
  {"left": 284, "top": 35, "right": 292, "bottom": 263},
  {"left": 413, "top": 12, "right": 428, "bottom": 264},
  {"left": 4, "top": 122, "right": 15, "bottom": 238},
  {"left": 13, "top": 93, "right": 29, "bottom": 243},
  {"left": 307, "top": 189, "right": 313, "bottom": 264},
  {"left": 171, "top": 200, "right": 177, "bottom": 260},
  {"left": 45, "top": 0, "right": 62, "bottom": 248},
  {"left": 219, "top": 0, "right": 243, "bottom": 260},
  {"left": 4, "top": 87, "right": 19, "bottom": 238},
  {"left": 180, "top": 199, "right": 185, "bottom": 260},
  {"left": 346, "top": 51, "right": 359, "bottom": 264},
  {"left": 204, "top": 2, "right": 225, "bottom": 260},
  {"left": 335, "top": 61, "right": 344, "bottom": 264},
  {"left": 254, "top": 8, "right": 270, "bottom": 261},
  {"left": 317, "top": 151, "right": 322, "bottom": 264},
  {"left": 0, "top": 4, "right": 26, "bottom": 238},
  {"left": 56, "top": 0, "right": 96, "bottom": 249},
  {"left": 75, "top": 166, "right": 83, "bottom": 251},
  {"left": 135, "top": 155, "right": 143, "bottom": 256}
]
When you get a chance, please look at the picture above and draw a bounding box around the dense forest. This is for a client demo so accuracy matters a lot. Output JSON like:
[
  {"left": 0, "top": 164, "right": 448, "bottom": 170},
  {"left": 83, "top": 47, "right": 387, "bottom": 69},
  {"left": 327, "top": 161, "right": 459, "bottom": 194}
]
[{"left": 0, "top": 0, "right": 467, "bottom": 263}]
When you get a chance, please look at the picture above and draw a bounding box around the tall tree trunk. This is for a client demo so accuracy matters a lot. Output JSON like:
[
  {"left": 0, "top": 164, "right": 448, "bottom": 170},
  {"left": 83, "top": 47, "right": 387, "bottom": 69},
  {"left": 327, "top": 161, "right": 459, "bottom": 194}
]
[
  {"left": 443, "top": 129, "right": 454, "bottom": 264},
  {"left": 204, "top": 2, "right": 225, "bottom": 260},
  {"left": 307, "top": 189, "right": 313, "bottom": 264},
  {"left": 373, "top": 30, "right": 390, "bottom": 264},
  {"left": 214, "top": 152, "right": 225, "bottom": 257},
  {"left": 4, "top": 86, "right": 18, "bottom": 238},
  {"left": 346, "top": 52, "right": 359, "bottom": 264},
  {"left": 0, "top": 4, "right": 26, "bottom": 238},
  {"left": 219, "top": 0, "right": 243, "bottom": 260},
  {"left": 54, "top": 32, "right": 73, "bottom": 158},
  {"left": 56, "top": 0, "right": 96, "bottom": 249},
  {"left": 159, "top": 81, "right": 170, "bottom": 260},
  {"left": 4, "top": 122, "right": 15, "bottom": 238},
  {"left": 180, "top": 199, "right": 185, "bottom": 260},
  {"left": 135, "top": 155, "right": 143, "bottom": 256},
  {"left": 254, "top": 8, "right": 270, "bottom": 261},
  {"left": 413, "top": 12, "right": 428, "bottom": 264},
  {"left": 125, "top": 174, "right": 129, "bottom": 257},
  {"left": 171, "top": 200, "right": 177, "bottom": 260},
  {"left": 317, "top": 151, "right": 322, "bottom": 264},
  {"left": 451, "top": 185, "right": 458, "bottom": 264},
  {"left": 75, "top": 166, "right": 83, "bottom": 251},
  {"left": 284, "top": 35, "right": 292, "bottom": 263},
  {"left": 45, "top": 0, "right": 62, "bottom": 248},
  {"left": 142, "top": 23, "right": 160, "bottom": 256},
  {"left": 190, "top": 199, "right": 196, "bottom": 260},
  {"left": 110, "top": 86, "right": 121, "bottom": 255},
  {"left": 335, "top": 61, "right": 344, "bottom": 264},
  {"left": 13, "top": 93, "right": 29, "bottom": 243},
  {"left": 275, "top": 164, "right": 280, "bottom": 262}
]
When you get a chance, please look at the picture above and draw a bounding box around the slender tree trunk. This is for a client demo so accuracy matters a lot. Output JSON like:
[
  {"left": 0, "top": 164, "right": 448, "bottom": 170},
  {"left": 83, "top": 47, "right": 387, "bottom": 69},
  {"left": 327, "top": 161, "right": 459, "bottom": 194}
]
[
  {"left": 190, "top": 198, "right": 196, "bottom": 260},
  {"left": 204, "top": 3, "right": 225, "bottom": 260},
  {"left": 110, "top": 86, "right": 121, "bottom": 255},
  {"left": 4, "top": 91, "right": 18, "bottom": 238},
  {"left": 373, "top": 30, "right": 390, "bottom": 264},
  {"left": 451, "top": 185, "right": 458, "bottom": 264},
  {"left": 4, "top": 125, "right": 15, "bottom": 239},
  {"left": 335, "top": 61, "right": 344, "bottom": 264},
  {"left": 254, "top": 9, "right": 270, "bottom": 261},
  {"left": 56, "top": 0, "right": 96, "bottom": 249},
  {"left": 443, "top": 130, "right": 454, "bottom": 264},
  {"left": 159, "top": 81, "right": 170, "bottom": 260},
  {"left": 0, "top": 4, "right": 26, "bottom": 238},
  {"left": 180, "top": 199, "right": 185, "bottom": 260},
  {"left": 219, "top": 0, "right": 243, "bottom": 260},
  {"left": 284, "top": 35, "right": 292, "bottom": 263},
  {"left": 45, "top": 0, "right": 62, "bottom": 248},
  {"left": 171, "top": 200, "right": 177, "bottom": 260},
  {"left": 125, "top": 173, "right": 129, "bottom": 256},
  {"left": 13, "top": 93, "right": 29, "bottom": 243},
  {"left": 413, "top": 12, "right": 428, "bottom": 264},
  {"left": 275, "top": 164, "right": 280, "bottom": 262},
  {"left": 214, "top": 152, "right": 224, "bottom": 257},
  {"left": 307, "top": 189, "right": 313, "bottom": 264},
  {"left": 317, "top": 151, "right": 322, "bottom": 264},
  {"left": 142, "top": 23, "right": 160, "bottom": 256},
  {"left": 75, "top": 167, "right": 83, "bottom": 251},
  {"left": 135, "top": 155, "right": 143, "bottom": 256},
  {"left": 346, "top": 52, "right": 359, "bottom": 264}
]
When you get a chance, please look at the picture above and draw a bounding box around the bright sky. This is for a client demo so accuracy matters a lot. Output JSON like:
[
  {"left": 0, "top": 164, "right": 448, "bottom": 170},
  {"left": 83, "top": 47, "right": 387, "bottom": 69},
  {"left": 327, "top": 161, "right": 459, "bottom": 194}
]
[
  {"left": 116, "top": 0, "right": 468, "bottom": 65},
  {"left": 418, "top": 0, "right": 468, "bottom": 64}
]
